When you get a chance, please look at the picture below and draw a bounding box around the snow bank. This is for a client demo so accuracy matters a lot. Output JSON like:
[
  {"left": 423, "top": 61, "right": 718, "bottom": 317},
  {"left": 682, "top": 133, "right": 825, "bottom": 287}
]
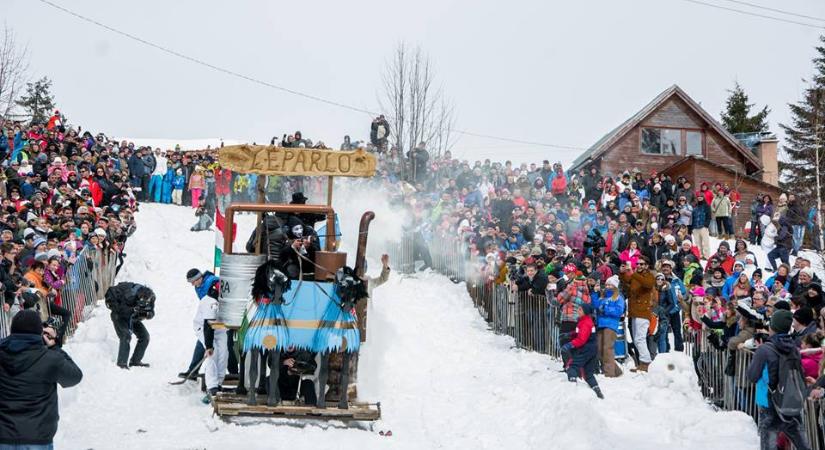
[{"left": 54, "top": 203, "right": 758, "bottom": 449}]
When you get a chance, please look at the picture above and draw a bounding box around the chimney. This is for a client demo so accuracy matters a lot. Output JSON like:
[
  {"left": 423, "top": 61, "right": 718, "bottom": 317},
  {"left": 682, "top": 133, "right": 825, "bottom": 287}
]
[{"left": 755, "top": 136, "right": 779, "bottom": 186}]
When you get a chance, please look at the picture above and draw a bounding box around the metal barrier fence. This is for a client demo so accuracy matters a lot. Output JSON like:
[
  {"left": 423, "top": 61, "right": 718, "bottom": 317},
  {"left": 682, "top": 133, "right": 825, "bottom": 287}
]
[
  {"left": 0, "top": 247, "right": 120, "bottom": 341},
  {"left": 684, "top": 327, "right": 824, "bottom": 449},
  {"left": 388, "top": 232, "right": 825, "bottom": 448}
]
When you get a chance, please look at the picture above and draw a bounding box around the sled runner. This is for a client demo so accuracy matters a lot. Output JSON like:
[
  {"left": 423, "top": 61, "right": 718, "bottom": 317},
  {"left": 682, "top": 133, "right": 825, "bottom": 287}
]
[{"left": 210, "top": 393, "right": 381, "bottom": 421}]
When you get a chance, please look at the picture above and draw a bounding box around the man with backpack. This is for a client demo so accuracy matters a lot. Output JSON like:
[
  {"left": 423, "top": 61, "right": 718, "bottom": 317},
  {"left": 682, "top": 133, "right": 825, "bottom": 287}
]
[
  {"left": 105, "top": 282, "right": 156, "bottom": 369},
  {"left": 746, "top": 309, "right": 811, "bottom": 450}
]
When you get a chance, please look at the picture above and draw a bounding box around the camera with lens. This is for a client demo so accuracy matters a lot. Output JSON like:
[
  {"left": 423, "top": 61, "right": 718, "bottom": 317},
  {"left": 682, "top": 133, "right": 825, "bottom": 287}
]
[{"left": 133, "top": 292, "right": 156, "bottom": 321}]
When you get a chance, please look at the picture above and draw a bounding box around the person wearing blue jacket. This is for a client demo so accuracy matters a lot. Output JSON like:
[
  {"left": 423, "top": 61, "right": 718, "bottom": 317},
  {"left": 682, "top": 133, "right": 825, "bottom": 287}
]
[
  {"left": 746, "top": 310, "right": 811, "bottom": 450},
  {"left": 161, "top": 163, "right": 175, "bottom": 204},
  {"left": 722, "top": 260, "right": 746, "bottom": 300},
  {"left": 171, "top": 168, "right": 185, "bottom": 205},
  {"left": 592, "top": 275, "right": 625, "bottom": 377},
  {"left": 659, "top": 260, "right": 686, "bottom": 351}
]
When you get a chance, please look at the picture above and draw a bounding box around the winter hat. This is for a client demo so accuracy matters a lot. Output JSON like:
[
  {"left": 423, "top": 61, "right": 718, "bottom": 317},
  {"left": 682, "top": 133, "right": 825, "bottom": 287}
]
[
  {"left": 691, "top": 286, "right": 705, "bottom": 297},
  {"left": 186, "top": 268, "right": 203, "bottom": 283},
  {"left": 563, "top": 264, "right": 577, "bottom": 274},
  {"left": 605, "top": 275, "right": 620, "bottom": 289},
  {"left": 770, "top": 309, "right": 793, "bottom": 334},
  {"left": 773, "top": 299, "right": 791, "bottom": 311},
  {"left": 47, "top": 248, "right": 61, "bottom": 259},
  {"left": 93, "top": 228, "right": 107, "bottom": 237},
  {"left": 800, "top": 267, "right": 814, "bottom": 279},
  {"left": 664, "top": 235, "right": 676, "bottom": 244},
  {"left": 32, "top": 238, "right": 47, "bottom": 249},
  {"left": 11, "top": 310, "right": 43, "bottom": 336},
  {"left": 733, "top": 261, "right": 745, "bottom": 271},
  {"left": 655, "top": 273, "right": 666, "bottom": 281},
  {"left": 22, "top": 228, "right": 35, "bottom": 240},
  {"left": 793, "top": 307, "right": 814, "bottom": 326},
  {"left": 659, "top": 259, "right": 674, "bottom": 267},
  {"left": 34, "top": 252, "right": 48, "bottom": 262}
]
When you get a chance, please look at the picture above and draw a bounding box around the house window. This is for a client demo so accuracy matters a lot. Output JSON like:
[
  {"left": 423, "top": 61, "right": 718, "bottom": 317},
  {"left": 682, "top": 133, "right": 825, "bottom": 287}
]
[
  {"left": 686, "top": 130, "right": 703, "bottom": 155},
  {"left": 641, "top": 128, "right": 681, "bottom": 154}
]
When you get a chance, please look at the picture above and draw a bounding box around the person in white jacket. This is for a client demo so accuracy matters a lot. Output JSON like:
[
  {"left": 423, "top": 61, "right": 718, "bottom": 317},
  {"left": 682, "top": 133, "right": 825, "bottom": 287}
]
[
  {"left": 148, "top": 149, "right": 167, "bottom": 203},
  {"left": 186, "top": 269, "right": 228, "bottom": 402}
]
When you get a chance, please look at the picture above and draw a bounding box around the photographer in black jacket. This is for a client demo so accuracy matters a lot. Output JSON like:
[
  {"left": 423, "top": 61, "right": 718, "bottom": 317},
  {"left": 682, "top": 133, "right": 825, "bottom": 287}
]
[
  {"left": 105, "top": 282, "right": 155, "bottom": 369},
  {"left": 0, "top": 309, "right": 82, "bottom": 448}
]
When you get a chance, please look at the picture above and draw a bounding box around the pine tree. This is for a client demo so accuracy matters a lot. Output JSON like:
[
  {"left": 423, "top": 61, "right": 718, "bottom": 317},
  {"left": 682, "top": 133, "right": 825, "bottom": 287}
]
[
  {"left": 720, "top": 82, "right": 770, "bottom": 134},
  {"left": 779, "top": 36, "right": 825, "bottom": 199},
  {"left": 15, "top": 76, "right": 55, "bottom": 125}
]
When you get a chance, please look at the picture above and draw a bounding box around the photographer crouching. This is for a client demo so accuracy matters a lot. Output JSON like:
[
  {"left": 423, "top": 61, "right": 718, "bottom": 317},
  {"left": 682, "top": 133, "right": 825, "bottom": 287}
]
[
  {"left": 105, "top": 282, "right": 156, "bottom": 369},
  {"left": 0, "top": 310, "right": 83, "bottom": 449}
]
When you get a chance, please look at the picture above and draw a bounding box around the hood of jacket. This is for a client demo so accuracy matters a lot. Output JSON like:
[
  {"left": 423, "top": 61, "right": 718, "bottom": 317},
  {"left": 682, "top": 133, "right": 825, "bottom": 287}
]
[{"left": 0, "top": 334, "right": 47, "bottom": 376}]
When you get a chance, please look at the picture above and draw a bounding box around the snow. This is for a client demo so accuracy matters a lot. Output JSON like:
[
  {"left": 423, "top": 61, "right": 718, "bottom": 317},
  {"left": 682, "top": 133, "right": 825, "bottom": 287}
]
[{"left": 54, "top": 201, "right": 759, "bottom": 450}]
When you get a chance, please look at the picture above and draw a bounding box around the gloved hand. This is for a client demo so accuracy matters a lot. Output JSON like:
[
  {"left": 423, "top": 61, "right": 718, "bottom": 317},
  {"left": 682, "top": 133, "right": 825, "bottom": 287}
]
[{"left": 560, "top": 343, "right": 573, "bottom": 354}]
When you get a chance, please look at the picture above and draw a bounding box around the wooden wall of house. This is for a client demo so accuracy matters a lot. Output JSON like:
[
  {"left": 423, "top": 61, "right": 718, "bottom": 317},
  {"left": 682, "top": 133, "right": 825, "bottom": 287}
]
[{"left": 597, "top": 96, "right": 751, "bottom": 180}]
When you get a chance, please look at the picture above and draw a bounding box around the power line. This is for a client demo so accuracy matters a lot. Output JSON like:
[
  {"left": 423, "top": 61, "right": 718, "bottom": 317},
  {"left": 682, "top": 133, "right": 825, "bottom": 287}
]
[
  {"left": 35, "top": 0, "right": 585, "bottom": 151},
  {"left": 678, "top": 0, "right": 825, "bottom": 29},
  {"left": 716, "top": 0, "right": 825, "bottom": 23}
]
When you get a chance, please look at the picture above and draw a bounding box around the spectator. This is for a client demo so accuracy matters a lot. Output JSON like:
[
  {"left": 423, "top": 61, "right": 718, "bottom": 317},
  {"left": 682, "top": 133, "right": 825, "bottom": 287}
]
[
  {"left": 592, "top": 275, "right": 625, "bottom": 377},
  {"left": 620, "top": 255, "right": 656, "bottom": 372},
  {"left": 0, "top": 309, "right": 82, "bottom": 448},
  {"left": 746, "top": 310, "right": 811, "bottom": 450}
]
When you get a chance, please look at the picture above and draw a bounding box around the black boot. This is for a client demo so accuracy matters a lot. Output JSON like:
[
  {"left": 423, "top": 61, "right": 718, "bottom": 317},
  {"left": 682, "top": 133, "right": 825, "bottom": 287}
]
[
  {"left": 246, "top": 351, "right": 259, "bottom": 406},
  {"left": 117, "top": 363, "right": 129, "bottom": 370},
  {"left": 130, "top": 361, "right": 150, "bottom": 368},
  {"left": 593, "top": 387, "right": 604, "bottom": 399}
]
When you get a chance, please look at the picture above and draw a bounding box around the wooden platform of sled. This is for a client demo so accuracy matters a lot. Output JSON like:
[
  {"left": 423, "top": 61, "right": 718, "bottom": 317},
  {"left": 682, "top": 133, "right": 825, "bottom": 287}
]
[{"left": 211, "top": 393, "right": 381, "bottom": 421}]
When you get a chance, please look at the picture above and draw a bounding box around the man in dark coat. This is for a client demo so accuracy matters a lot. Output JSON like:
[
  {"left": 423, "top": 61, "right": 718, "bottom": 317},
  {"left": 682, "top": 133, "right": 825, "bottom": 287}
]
[
  {"left": 0, "top": 310, "right": 82, "bottom": 447},
  {"left": 105, "top": 282, "right": 155, "bottom": 369},
  {"left": 126, "top": 150, "right": 146, "bottom": 199}
]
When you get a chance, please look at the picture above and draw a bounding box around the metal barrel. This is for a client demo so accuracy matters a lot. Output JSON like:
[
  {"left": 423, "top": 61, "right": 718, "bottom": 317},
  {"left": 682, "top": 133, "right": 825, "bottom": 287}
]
[{"left": 218, "top": 253, "right": 267, "bottom": 327}]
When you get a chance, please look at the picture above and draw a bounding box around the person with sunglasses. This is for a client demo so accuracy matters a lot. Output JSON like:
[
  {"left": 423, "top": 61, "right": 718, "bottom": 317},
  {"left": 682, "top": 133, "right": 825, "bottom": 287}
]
[{"left": 621, "top": 255, "right": 656, "bottom": 372}]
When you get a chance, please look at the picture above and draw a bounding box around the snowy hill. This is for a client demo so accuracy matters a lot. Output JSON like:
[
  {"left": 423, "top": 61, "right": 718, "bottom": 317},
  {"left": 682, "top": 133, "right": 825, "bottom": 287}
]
[{"left": 53, "top": 202, "right": 759, "bottom": 449}]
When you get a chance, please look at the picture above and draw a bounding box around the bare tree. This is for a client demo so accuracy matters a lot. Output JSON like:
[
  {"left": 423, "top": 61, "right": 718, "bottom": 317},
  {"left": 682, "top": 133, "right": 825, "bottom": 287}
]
[
  {"left": 380, "top": 42, "right": 457, "bottom": 162},
  {"left": 0, "top": 25, "right": 29, "bottom": 123}
]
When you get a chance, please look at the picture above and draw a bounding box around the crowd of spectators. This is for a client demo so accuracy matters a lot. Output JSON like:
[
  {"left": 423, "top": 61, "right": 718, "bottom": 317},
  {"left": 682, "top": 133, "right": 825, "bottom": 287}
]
[
  {"left": 0, "top": 111, "right": 142, "bottom": 344},
  {"left": 365, "top": 136, "right": 824, "bottom": 448}
]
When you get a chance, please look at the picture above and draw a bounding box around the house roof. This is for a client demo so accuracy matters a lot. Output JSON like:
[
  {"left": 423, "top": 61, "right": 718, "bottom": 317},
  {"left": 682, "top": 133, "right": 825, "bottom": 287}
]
[
  {"left": 659, "top": 156, "right": 780, "bottom": 192},
  {"left": 569, "top": 84, "right": 763, "bottom": 172}
]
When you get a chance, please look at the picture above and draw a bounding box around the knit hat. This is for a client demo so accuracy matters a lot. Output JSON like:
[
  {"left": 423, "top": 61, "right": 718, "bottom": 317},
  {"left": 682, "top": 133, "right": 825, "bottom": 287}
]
[
  {"left": 186, "top": 268, "right": 203, "bottom": 283},
  {"left": 23, "top": 228, "right": 35, "bottom": 239},
  {"left": 94, "top": 228, "right": 107, "bottom": 237},
  {"left": 11, "top": 309, "right": 43, "bottom": 336},
  {"left": 34, "top": 252, "right": 48, "bottom": 262},
  {"left": 605, "top": 275, "right": 620, "bottom": 289},
  {"left": 793, "top": 307, "right": 814, "bottom": 326},
  {"left": 32, "top": 237, "right": 46, "bottom": 249},
  {"left": 691, "top": 286, "right": 705, "bottom": 297},
  {"left": 800, "top": 267, "right": 814, "bottom": 278},
  {"left": 770, "top": 310, "right": 793, "bottom": 334},
  {"left": 563, "top": 264, "right": 577, "bottom": 274}
]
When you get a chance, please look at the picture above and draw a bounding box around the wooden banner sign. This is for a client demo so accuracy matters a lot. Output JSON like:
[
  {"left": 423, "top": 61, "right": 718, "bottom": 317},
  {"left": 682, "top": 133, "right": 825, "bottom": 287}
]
[{"left": 218, "top": 145, "right": 377, "bottom": 177}]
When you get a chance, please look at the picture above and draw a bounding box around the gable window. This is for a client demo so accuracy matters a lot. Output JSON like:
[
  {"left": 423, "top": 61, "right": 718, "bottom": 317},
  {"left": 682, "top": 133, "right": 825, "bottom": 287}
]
[
  {"left": 686, "top": 130, "right": 703, "bottom": 155},
  {"left": 641, "top": 128, "right": 681, "bottom": 154}
]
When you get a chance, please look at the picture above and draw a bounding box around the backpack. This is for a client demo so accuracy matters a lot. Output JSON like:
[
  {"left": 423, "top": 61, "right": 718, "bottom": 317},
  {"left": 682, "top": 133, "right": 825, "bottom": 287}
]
[{"left": 766, "top": 342, "right": 806, "bottom": 422}]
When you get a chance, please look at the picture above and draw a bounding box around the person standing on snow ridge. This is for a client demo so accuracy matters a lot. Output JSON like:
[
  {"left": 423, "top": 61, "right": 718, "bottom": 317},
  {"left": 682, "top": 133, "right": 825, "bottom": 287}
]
[
  {"left": 621, "top": 255, "right": 656, "bottom": 372},
  {"left": 0, "top": 310, "right": 82, "bottom": 449}
]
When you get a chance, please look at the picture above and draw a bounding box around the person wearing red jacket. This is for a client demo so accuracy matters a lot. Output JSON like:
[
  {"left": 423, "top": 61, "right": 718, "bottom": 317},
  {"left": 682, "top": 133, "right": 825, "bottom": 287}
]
[
  {"left": 214, "top": 168, "right": 232, "bottom": 214},
  {"left": 560, "top": 303, "right": 604, "bottom": 399},
  {"left": 78, "top": 166, "right": 103, "bottom": 206}
]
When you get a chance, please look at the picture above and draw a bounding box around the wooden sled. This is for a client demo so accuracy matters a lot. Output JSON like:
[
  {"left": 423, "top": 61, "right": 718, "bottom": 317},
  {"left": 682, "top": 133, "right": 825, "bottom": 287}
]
[{"left": 211, "top": 392, "right": 381, "bottom": 422}]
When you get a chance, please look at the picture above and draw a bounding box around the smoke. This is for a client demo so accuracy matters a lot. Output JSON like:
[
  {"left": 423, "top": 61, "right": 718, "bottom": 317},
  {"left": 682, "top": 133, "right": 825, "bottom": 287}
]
[{"left": 331, "top": 179, "right": 410, "bottom": 265}]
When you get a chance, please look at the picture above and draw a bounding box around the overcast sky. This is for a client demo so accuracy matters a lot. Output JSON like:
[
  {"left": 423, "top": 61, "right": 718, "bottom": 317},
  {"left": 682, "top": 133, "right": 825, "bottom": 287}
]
[{"left": 3, "top": 0, "right": 824, "bottom": 164}]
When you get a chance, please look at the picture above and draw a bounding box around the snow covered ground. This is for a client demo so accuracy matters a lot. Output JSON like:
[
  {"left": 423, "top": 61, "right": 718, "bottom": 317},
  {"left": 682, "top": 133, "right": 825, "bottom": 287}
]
[{"left": 53, "top": 202, "right": 759, "bottom": 449}]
